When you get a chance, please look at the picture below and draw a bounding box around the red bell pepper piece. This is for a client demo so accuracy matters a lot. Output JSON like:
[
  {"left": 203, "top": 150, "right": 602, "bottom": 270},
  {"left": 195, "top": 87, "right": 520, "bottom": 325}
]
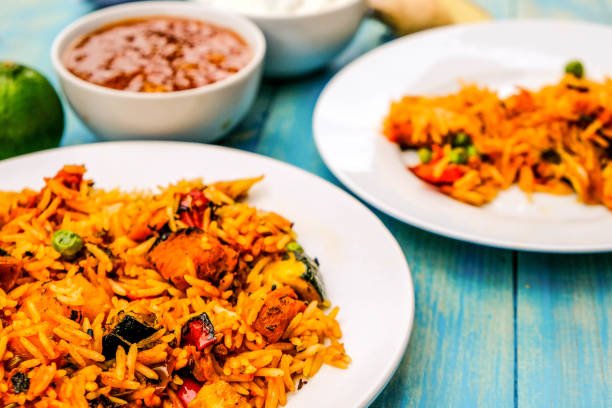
[
  {"left": 182, "top": 313, "right": 216, "bottom": 351},
  {"left": 177, "top": 378, "right": 202, "bottom": 407},
  {"left": 411, "top": 163, "right": 465, "bottom": 186},
  {"left": 178, "top": 190, "right": 209, "bottom": 229}
]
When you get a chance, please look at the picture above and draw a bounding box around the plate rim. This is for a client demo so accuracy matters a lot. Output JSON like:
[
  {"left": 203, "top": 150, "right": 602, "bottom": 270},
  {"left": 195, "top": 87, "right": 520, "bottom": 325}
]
[
  {"left": 0, "top": 140, "right": 415, "bottom": 406},
  {"left": 314, "top": 19, "right": 612, "bottom": 253}
]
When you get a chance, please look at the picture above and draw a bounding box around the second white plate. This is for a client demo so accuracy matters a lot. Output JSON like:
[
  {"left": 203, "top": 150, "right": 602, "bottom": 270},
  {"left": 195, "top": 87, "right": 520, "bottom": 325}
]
[{"left": 314, "top": 20, "right": 612, "bottom": 252}]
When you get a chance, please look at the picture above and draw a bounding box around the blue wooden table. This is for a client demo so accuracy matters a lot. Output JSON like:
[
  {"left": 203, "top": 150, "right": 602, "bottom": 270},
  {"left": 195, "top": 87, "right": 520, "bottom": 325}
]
[{"left": 2, "top": 0, "right": 612, "bottom": 406}]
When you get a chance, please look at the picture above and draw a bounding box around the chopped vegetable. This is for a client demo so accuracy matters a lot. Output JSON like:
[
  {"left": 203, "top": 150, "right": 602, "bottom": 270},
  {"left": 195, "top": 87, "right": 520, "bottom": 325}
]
[
  {"left": 565, "top": 60, "right": 584, "bottom": 78},
  {"left": 177, "top": 189, "right": 209, "bottom": 229},
  {"left": 181, "top": 312, "right": 216, "bottom": 351},
  {"left": 284, "top": 245, "right": 326, "bottom": 303},
  {"left": 449, "top": 147, "right": 468, "bottom": 164},
  {"left": 51, "top": 230, "right": 83, "bottom": 259},
  {"left": 411, "top": 163, "right": 465, "bottom": 185},
  {"left": 102, "top": 314, "right": 157, "bottom": 359},
  {"left": 177, "top": 378, "right": 202, "bottom": 407},
  {"left": 451, "top": 132, "right": 471, "bottom": 147},
  {"left": 417, "top": 147, "right": 433, "bottom": 164},
  {"left": 10, "top": 372, "right": 29, "bottom": 394},
  {"left": 285, "top": 241, "right": 303, "bottom": 252},
  {"left": 541, "top": 149, "right": 561, "bottom": 164},
  {"left": 87, "top": 395, "right": 115, "bottom": 408},
  {"left": 467, "top": 145, "right": 479, "bottom": 158}
]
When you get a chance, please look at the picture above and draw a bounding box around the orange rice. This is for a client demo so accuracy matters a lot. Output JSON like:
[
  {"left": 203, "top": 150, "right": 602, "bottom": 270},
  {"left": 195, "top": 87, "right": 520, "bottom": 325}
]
[
  {"left": 0, "top": 166, "right": 349, "bottom": 407},
  {"left": 383, "top": 66, "right": 612, "bottom": 207}
]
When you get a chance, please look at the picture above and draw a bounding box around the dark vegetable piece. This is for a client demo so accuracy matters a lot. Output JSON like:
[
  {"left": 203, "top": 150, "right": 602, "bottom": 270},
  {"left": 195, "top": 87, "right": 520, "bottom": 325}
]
[
  {"left": 11, "top": 372, "right": 30, "bottom": 394},
  {"left": 451, "top": 132, "right": 471, "bottom": 147},
  {"left": 286, "top": 244, "right": 326, "bottom": 303},
  {"left": 565, "top": 60, "right": 584, "bottom": 79},
  {"left": 181, "top": 312, "right": 215, "bottom": 351},
  {"left": 575, "top": 114, "right": 596, "bottom": 129},
  {"left": 88, "top": 395, "right": 116, "bottom": 408},
  {"left": 177, "top": 378, "right": 202, "bottom": 407},
  {"left": 0, "top": 248, "right": 9, "bottom": 256},
  {"left": 541, "top": 149, "right": 561, "bottom": 164},
  {"left": 449, "top": 147, "right": 468, "bottom": 164},
  {"left": 51, "top": 230, "right": 83, "bottom": 259},
  {"left": 102, "top": 314, "right": 157, "bottom": 360}
]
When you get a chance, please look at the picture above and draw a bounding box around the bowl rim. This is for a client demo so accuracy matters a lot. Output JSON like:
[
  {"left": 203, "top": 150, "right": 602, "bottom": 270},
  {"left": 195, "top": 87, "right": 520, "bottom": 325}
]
[
  {"left": 194, "top": 0, "right": 366, "bottom": 22},
  {"left": 50, "top": 1, "right": 266, "bottom": 100}
]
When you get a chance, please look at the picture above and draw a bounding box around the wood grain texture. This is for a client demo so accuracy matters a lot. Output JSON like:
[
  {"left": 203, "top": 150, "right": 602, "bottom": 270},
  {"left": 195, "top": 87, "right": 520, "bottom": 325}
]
[
  {"left": 517, "top": 254, "right": 612, "bottom": 408},
  {"left": 372, "top": 216, "right": 514, "bottom": 407}
]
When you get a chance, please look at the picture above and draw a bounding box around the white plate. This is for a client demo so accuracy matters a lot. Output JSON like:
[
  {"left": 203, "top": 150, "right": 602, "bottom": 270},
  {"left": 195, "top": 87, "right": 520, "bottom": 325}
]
[
  {"left": 0, "top": 141, "right": 413, "bottom": 407},
  {"left": 314, "top": 20, "right": 612, "bottom": 253}
]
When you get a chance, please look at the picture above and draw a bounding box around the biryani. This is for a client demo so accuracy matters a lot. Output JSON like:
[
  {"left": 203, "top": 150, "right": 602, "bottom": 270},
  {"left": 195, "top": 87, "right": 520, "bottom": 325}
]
[
  {"left": 383, "top": 61, "right": 612, "bottom": 207},
  {"left": 0, "top": 165, "right": 349, "bottom": 408}
]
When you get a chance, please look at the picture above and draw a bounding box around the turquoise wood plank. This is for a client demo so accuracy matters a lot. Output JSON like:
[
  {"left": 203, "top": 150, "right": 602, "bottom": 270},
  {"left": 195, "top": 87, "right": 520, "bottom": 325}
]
[
  {"left": 517, "top": 254, "right": 612, "bottom": 408},
  {"left": 252, "top": 18, "right": 390, "bottom": 177},
  {"left": 372, "top": 217, "right": 514, "bottom": 407},
  {"left": 513, "top": 2, "right": 612, "bottom": 407}
]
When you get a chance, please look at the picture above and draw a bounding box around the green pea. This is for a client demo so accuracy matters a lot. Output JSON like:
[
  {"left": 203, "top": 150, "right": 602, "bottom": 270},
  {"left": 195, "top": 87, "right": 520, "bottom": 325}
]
[
  {"left": 286, "top": 241, "right": 303, "bottom": 253},
  {"left": 418, "top": 147, "right": 433, "bottom": 164},
  {"left": 449, "top": 147, "right": 468, "bottom": 164},
  {"left": 565, "top": 60, "right": 584, "bottom": 79},
  {"left": 52, "top": 230, "right": 83, "bottom": 259},
  {"left": 467, "top": 145, "right": 479, "bottom": 158},
  {"left": 451, "top": 132, "right": 471, "bottom": 147}
]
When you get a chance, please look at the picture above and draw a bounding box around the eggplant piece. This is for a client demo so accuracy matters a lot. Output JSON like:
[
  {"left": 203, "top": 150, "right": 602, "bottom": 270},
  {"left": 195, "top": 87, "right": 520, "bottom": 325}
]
[
  {"left": 102, "top": 313, "right": 157, "bottom": 360},
  {"left": 88, "top": 395, "right": 118, "bottom": 408},
  {"left": 10, "top": 372, "right": 29, "bottom": 394},
  {"left": 274, "top": 244, "right": 326, "bottom": 303}
]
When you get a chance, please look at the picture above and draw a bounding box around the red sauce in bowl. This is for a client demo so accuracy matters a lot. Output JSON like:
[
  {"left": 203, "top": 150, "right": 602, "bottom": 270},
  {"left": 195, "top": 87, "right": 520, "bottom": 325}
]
[{"left": 63, "top": 16, "right": 252, "bottom": 92}]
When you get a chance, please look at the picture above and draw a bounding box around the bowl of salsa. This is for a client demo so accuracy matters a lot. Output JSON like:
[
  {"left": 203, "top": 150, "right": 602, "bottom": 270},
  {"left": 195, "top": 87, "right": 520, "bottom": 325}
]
[{"left": 51, "top": 1, "right": 266, "bottom": 142}]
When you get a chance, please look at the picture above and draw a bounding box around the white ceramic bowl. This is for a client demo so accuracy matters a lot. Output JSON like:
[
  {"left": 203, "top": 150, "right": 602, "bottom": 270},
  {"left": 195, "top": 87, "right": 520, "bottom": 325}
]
[
  {"left": 51, "top": 2, "right": 266, "bottom": 142},
  {"left": 197, "top": 0, "right": 367, "bottom": 77}
]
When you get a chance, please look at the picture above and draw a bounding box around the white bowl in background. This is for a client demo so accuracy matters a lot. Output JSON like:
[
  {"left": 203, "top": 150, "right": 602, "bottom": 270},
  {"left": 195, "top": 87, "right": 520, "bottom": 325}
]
[
  {"left": 51, "top": 1, "right": 266, "bottom": 142},
  {"left": 196, "top": 0, "right": 367, "bottom": 77}
]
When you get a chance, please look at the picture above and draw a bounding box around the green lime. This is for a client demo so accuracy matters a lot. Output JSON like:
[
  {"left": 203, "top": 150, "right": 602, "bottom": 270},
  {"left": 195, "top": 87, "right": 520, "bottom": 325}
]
[{"left": 0, "top": 61, "right": 64, "bottom": 160}]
